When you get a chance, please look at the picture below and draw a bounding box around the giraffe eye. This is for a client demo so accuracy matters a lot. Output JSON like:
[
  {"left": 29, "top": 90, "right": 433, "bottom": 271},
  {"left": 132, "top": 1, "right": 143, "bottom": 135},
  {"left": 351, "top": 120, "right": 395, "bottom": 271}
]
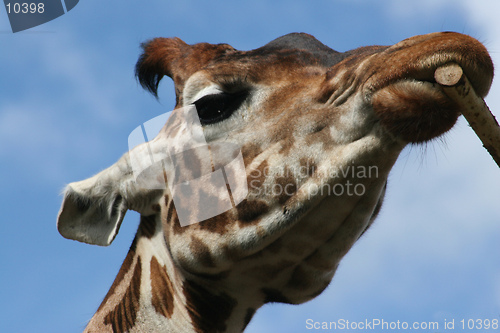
[{"left": 193, "top": 91, "right": 248, "bottom": 125}]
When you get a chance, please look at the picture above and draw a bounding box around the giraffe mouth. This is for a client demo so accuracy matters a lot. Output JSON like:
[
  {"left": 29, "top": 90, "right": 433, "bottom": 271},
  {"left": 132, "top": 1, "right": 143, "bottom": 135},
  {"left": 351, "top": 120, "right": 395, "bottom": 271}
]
[
  {"left": 369, "top": 63, "right": 492, "bottom": 143},
  {"left": 359, "top": 32, "right": 494, "bottom": 143},
  {"left": 370, "top": 75, "right": 463, "bottom": 143}
]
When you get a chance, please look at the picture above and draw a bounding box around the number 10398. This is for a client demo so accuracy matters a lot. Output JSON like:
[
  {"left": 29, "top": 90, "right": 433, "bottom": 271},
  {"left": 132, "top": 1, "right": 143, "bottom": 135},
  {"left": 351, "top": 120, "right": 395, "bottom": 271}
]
[
  {"left": 5, "top": 3, "right": 45, "bottom": 14},
  {"left": 460, "top": 318, "right": 499, "bottom": 330}
]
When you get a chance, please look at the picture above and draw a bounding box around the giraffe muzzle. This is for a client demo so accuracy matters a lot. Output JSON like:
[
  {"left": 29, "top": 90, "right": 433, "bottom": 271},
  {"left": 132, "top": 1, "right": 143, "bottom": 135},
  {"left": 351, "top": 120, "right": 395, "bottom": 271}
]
[{"left": 367, "top": 32, "right": 494, "bottom": 143}]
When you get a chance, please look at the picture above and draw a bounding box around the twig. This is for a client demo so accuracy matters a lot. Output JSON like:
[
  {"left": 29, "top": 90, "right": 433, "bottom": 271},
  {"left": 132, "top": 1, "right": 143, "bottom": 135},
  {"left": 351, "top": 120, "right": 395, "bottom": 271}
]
[{"left": 435, "top": 63, "right": 500, "bottom": 168}]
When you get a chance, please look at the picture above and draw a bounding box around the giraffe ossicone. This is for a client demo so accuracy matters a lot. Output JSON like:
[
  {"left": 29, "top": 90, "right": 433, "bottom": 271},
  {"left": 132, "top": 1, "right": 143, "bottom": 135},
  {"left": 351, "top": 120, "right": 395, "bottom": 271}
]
[{"left": 57, "top": 32, "right": 494, "bottom": 332}]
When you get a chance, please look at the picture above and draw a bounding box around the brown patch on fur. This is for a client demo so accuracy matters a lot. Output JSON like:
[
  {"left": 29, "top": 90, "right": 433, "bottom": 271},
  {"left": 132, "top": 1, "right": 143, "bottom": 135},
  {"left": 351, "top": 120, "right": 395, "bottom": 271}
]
[
  {"left": 255, "top": 225, "right": 266, "bottom": 239},
  {"left": 97, "top": 240, "right": 137, "bottom": 313},
  {"left": 262, "top": 87, "right": 303, "bottom": 124},
  {"left": 171, "top": 148, "right": 204, "bottom": 183},
  {"left": 236, "top": 199, "right": 270, "bottom": 226},
  {"left": 190, "top": 236, "right": 216, "bottom": 268},
  {"left": 172, "top": 212, "right": 189, "bottom": 234},
  {"left": 164, "top": 195, "right": 174, "bottom": 223},
  {"left": 166, "top": 190, "right": 231, "bottom": 237},
  {"left": 166, "top": 196, "right": 186, "bottom": 235},
  {"left": 104, "top": 257, "right": 142, "bottom": 333},
  {"left": 222, "top": 244, "right": 242, "bottom": 262},
  {"left": 138, "top": 215, "right": 156, "bottom": 239},
  {"left": 150, "top": 256, "right": 175, "bottom": 319},
  {"left": 183, "top": 279, "right": 238, "bottom": 333},
  {"left": 197, "top": 209, "right": 231, "bottom": 235},
  {"left": 241, "top": 142, "right": 262, "bottom": 166},
  {"left": 166, "top": 189, "right": 232, "bottom": 236},
  {"left": 299, "top": 157, "right": 317, "bottom": 177},
  {"left": 278, "top": 132, "right": 295, "bottom": 156},
  {"left": 247, "top": 160, "right": 268, "bottom": 193},
  {"left": 275, "top": 167, "right": 297, "bottom": 205},
  {"left": 171, "top": 213, "right": 185, "bottom": 235}
]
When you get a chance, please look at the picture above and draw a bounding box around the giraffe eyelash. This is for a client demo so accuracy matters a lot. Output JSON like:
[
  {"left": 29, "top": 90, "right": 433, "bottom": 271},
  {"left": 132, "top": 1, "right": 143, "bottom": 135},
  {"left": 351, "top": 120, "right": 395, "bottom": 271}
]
[{"left": 213, "top": 74, "right": 252, "bottom": 93}]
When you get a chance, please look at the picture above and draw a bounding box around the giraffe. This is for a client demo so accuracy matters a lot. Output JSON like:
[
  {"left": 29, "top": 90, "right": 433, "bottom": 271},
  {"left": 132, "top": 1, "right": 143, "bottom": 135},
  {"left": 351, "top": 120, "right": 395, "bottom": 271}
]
[{"left": 57, "top": 32, "right": 493, "bottom": 332}]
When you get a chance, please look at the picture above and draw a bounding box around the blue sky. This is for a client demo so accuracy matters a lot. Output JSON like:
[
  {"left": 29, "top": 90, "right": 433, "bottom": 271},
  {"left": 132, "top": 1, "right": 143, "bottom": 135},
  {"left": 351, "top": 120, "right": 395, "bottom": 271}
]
[{"left": 1, "top": 1, "right": 499, "bottom": 332}]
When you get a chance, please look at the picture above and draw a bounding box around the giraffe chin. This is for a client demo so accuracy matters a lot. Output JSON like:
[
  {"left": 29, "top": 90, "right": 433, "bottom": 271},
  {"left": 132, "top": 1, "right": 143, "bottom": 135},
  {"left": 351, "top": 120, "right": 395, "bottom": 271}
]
[{"left": 371, "top": 79, "right": 460, "bottom": 143}]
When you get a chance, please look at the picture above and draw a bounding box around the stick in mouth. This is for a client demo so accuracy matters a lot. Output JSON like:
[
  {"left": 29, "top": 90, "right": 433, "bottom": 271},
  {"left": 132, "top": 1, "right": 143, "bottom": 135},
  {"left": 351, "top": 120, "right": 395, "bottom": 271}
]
[{"left": 435, "top": 63, "right": 500, "bottom": 168}]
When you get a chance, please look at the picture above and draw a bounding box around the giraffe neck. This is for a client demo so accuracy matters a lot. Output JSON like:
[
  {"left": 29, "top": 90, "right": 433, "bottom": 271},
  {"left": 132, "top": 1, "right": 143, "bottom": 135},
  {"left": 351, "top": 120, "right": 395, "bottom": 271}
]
[{"left": 84, "top": 215, "right": 257, "bottom": 333}]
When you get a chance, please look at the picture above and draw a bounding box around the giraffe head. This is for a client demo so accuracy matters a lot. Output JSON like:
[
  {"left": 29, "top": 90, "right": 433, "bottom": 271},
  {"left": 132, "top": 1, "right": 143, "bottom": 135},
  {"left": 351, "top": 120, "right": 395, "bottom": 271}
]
[{"left": 58, "top": 32, "right": 493, "bottom": 332}]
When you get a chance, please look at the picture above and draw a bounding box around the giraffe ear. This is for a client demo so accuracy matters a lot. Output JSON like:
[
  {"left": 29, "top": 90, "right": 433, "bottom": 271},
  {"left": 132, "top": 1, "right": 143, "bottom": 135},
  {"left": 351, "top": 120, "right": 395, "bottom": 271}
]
[
  {"left": 57, "top": 174, "right": 128, "bottom": 247},
  {"left": 135, "top": 37, "right": 235, "bottom": 99}
]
